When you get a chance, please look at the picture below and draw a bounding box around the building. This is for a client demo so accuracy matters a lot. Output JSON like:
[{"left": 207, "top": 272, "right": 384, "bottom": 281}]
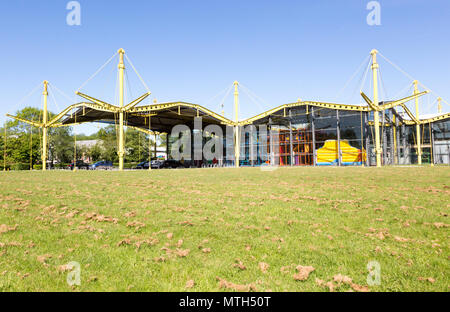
[{"left": 6, "top": 49, "right": 450, "bottom": 170}]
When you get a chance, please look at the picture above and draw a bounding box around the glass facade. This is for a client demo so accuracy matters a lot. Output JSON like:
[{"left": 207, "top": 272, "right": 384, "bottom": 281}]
[
  {"left": 433, "top": 119, "right": 450, "bottom": 164},
  {"left": 237, "top": 107, "right": 449, "bottom": 167},
  {"left": 165, "top": 107, "right": 449, "bottom": 167}
]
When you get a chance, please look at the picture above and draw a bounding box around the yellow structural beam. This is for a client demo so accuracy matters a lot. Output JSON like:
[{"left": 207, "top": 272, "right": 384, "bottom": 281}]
[
  {"left": 47, "top": 102, "right": 113, "bottom": 127},
  {"left": 42, "top": 81, "right": 48, "bottom": 171},
  {"left": 127, "top": 125, "right": 154, "bottom": 136},
  {"left": 129, "top": 102, "right": 235, "bottom": 125},
  {"left": 378, "top": 91, "right": 429, "bottom": 111},
  {"left": 75, "top": 91, "right": 152, "bottom": 114},
  {"left": 118, "top": 48, "right": 125, "bottom": 171},
  {"left": 123, "top": 91, "right": 151, "bottom": 111},
  {"left": 419, "top": 112, "right": 450, "bottom": 124},
  {"left": 360, "top": 91, "right": 428, "bottom": 112},
  {"left": 5, "top": 114, "right": 43, "bottom": 128},
  {"left": 360, "top": 91, "right": 379, "bottom": 111},
  {"left": 302, "top": 100, "right": 367, "bottom": 112},
  {"left": 239, "top": 100, "right": 368, "bottom": 126},
  {"left": 234, "top": 81, "right": 239, "bottom": 168},
  {"left": 75, "top": 92, "right": 119, "bottom": 112},
  {"left": 400, "top": 103, "right": 419, "bottom": 124},
  {"left": 371, "top": 49, "right": 382, "bottom": 168}
]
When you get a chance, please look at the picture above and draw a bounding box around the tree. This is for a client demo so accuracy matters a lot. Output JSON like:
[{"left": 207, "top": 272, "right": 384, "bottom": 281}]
[
  {"left": 94, "top": 125, "right": 155, "bottom": 163},
  {"left": 97, "top": 125, "right": 118, "bottom": 162},
  {"left": 4, "top": 107, "right": 43, "bottom": 168},
  {"left": 124, "top": 128, "right": 155, "bottom": 163},
  {"left": 87, "top": 142, "right": 103, "bottom": 162},
  {"left": 3, "top": 107, "right": 74, "bottom": 168},
  {"left": 49, "top": 126, "right": 74, "bottom": 164}
]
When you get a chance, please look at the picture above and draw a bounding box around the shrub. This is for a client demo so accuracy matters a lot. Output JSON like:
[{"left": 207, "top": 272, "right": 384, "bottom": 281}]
[
  {"left": 33, "top": 164, "right": 43, "bottom": 170},
  {"left": 11, "top": 163, "right": 30, "bottom": 171}
]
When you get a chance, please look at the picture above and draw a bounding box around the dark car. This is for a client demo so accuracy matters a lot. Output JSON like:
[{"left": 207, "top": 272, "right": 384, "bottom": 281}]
[
  {"left": 162, "top": 159, "right": 182, "bottom": 169},
  {"left": 151, "top": 160, "right": 164, "bottom": 169},
  {"left": 68, "top": 160, "right": 90, "bottom": 170},
  {"left": 90, "top": 161, "right": 113, "bottom": 170},
  {"left": 135, "top": 161, "right": 149, "bottom": 170}
]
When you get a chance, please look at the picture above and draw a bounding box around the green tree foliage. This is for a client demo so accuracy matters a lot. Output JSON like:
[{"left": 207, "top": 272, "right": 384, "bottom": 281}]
[
  {"left": 49, "top": 127, "right": 74, "bottom": 164},
  {"left": 97, "top": 125, "right": 118, "bottom": 162},
  {"left": 125, "top": 128, "right": 155, "bottom": 163},
  {"left": 87, "top": 143, "right": 103, "bottom": 162},
  {"left": 2, "top": 107, "right": 73, "bottom": 169},
  {"left": 1, "top": 108, "right": 158, "bottom": 169},
  {"left": 4, "top": 108, "right": 46, "bottom": 169}
]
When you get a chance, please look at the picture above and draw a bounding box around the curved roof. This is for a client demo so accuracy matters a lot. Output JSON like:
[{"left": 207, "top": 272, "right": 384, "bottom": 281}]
[{"left": 58, "top": 101, "right": 235, "bottom": 133}]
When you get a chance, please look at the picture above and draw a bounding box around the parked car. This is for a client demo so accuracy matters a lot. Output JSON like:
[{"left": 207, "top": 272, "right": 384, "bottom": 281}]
[
  {"left": 135, "top": 161, "right": 149, "bottom": 170},
  {"left": 68, "top": 161, "right": 90, "bottom": 170},
  {"left": 90, "top": 161, "right": 113, "bottom": 170},
  {"left": 151, "top": 160, "right": 164, "bottom": 169},
  {"left": 162, "top": 159, "right": 182, "bottom": 169}
]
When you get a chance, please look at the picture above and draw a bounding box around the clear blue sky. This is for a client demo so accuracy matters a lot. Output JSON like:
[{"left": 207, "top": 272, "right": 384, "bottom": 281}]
[{"left": 1, "top": 0, "right": 449, "bottom": 134}]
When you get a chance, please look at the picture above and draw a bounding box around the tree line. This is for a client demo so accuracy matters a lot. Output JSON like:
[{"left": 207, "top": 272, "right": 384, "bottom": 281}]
[{"left": 1, "top": 107, "right": 163, "bottom": 170}]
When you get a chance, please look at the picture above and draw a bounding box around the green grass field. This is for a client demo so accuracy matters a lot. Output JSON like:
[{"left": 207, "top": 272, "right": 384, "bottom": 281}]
[{"left": 0, "top": 167, "right": 448, "bottom": 292}]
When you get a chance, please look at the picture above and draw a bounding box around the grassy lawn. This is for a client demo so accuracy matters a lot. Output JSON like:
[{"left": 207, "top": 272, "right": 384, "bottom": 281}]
[{"left": 0, "top": 167, "right": 448, "bottom": 292}]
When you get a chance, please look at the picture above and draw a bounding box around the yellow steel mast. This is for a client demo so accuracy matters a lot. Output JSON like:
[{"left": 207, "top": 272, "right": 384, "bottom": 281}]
[
  {"left": 118, "top": 49, "right": 125, "bottom": 171},
  {"left": 413, "top": 80, "right": 422, "bottom": 165},
  {"left": 371, "top": 50, "right": 382, "bottom": 167},
  {"left": 42, "top": 80, "right": 49, "bottom": 171},
  {"left": 234, "top": 81, "right": 240, "bottom": 168},
  {"left": 437, "top": 97, "right": 442, "bottom": 114}
]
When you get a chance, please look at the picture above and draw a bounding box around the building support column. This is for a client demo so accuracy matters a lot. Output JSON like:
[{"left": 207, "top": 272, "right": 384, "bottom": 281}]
[
  {"left": 42, "top": 80, "right": 48, "bottom": 171},
  {"left": 371, "top": 50, "right": 382, "bottom": 167},
  {"left": 118, "top": 49, "right": 126, "bottom": 171},
  {"left": 233, "top": 81, "right": 240, "bottom": 168}
]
